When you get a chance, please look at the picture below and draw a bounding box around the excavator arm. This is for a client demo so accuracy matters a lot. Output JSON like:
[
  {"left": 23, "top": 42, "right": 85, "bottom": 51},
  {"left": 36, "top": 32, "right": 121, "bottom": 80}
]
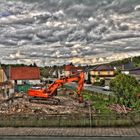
[{"left": 46, "top": 72, "right": 84, "bottom": 102}]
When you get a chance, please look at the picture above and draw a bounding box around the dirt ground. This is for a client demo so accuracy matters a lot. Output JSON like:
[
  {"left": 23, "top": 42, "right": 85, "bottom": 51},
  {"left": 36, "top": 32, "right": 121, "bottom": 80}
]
[{"left": 0, "top": 90, "right": 91, "bottom": 115}]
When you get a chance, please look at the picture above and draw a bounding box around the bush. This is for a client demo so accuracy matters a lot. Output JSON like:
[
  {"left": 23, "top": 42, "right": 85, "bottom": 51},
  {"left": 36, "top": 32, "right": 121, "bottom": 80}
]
[
  {"left": 94, "top": 79, "right": 105, "bottom": 86},
  {"left": 110, "top": 74, "right": 140, "bottom": 108}
]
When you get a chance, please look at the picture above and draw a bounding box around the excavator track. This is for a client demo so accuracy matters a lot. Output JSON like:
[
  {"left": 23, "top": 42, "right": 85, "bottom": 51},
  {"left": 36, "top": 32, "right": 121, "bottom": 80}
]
[{"left": 29, "top": 97, "right": 61, "bottom": 105}]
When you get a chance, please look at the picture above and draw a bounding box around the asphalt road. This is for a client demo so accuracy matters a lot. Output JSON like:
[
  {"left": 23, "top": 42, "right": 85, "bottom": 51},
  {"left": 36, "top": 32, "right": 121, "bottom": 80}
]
[
  {"left": 65, "top": 83, "right": 113, "bottom": 95},
  {"left": 0, "top": 136, "right": 139, "bottom": 140}
]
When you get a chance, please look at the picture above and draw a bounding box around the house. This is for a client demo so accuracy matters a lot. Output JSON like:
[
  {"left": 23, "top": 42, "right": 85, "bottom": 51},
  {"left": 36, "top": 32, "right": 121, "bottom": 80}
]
[
  {"left": 90, "top": 64, "right": 115, "bottom": 84},
  {"left": 121, "top": 62, "right": 134, "bottom": 75},
  {"left": 58, "top": 69, "right": 65, "bottom": 78},
  {"left": 64, "top": 64, "right": 82, "bottom": 77},
  {"left": 122, "top": 68, "right": 140, "bottom": 82},
  {"left": 0, "top": 66, "right": 11, "bottom": 99},
  {"left": 58, "top": 64, "right": 90, "bottom": 81},
  {"left": 120, "top": 62, "right": 140, "bottom": 81},
  {"left": 9, "top": 66, "right": 40, "bottom": 92}
]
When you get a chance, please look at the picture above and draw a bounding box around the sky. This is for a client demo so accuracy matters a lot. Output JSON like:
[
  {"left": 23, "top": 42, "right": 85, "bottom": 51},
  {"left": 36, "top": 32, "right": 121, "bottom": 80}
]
[{"left": 0, "top": 0, "right": 140, "bottom": 66}]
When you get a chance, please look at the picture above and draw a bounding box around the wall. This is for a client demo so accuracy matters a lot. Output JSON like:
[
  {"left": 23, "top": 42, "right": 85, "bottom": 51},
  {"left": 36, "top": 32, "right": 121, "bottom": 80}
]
[
  {"left": 0, "top": 69, "right": 7, "bottom": 82},
  {"left": 90, "top": 70, "right": 115, "bottom": 84},
  {"left": 28, "top": 80, "right": 40, "bottom": 85},
  {"left": 90, "top": 70, "right": 115, "bottom": 76},
  {"left": 64, "top": 71, "right": 71, "bottom": 77}
]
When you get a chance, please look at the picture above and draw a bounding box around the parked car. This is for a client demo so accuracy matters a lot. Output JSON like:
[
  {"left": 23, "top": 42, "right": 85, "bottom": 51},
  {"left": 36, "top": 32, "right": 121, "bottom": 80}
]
[{"left": 102, "top": 86, "right": 110, "bottom": 91}]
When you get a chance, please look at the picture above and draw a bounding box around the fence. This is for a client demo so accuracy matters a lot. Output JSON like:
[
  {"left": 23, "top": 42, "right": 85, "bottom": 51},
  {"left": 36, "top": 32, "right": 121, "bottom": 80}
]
[
  {"left": 0, "top": 111, "right": 140, "bottom": 127},
  {"left": 17, "top": 84, "right": 31, "bottom": 93}
]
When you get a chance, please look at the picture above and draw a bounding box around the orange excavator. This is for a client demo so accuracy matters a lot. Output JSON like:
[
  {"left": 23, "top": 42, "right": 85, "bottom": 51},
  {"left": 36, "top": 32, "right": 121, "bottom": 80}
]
[{"left": 28, "top": 72, "right": 84, "bottom": 104}]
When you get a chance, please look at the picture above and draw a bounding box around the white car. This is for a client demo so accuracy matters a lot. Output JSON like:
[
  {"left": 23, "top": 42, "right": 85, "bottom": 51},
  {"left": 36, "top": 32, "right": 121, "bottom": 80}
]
[{"left": 102, "top": 86, "right": 110, "bottom": 91}]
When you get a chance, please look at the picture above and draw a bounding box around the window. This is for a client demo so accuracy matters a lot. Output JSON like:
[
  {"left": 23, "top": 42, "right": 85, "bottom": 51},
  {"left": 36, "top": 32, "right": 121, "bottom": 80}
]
[{"left": 108, "top": 71, "right": 110, "bottom": 75}]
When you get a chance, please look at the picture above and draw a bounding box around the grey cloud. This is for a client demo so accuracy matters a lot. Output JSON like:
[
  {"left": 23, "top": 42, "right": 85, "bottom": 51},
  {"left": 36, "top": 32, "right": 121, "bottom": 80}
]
[
  {"left": 67, "top": 30, "right": 86, "bottom": 42},
  {"left": 0, "top": 37, "right": 17, "bottom": 45},
  {"left": 37, "top": 30, "right": 53, "bottom": 39},
  {"left": 45, "top": 36, "right": 59, "bottom": 42},
  {"left": 5, "top": 33, "right": 33, "bottom": 40},
  {"left": 103, "top": 32, "right": 140, "bottom": 41},
  {"left": 66, "top": 4, "right": 94, "bottom": 18},
  {"left": 12, "top": 17, "right": 35, "bottom": 24}
]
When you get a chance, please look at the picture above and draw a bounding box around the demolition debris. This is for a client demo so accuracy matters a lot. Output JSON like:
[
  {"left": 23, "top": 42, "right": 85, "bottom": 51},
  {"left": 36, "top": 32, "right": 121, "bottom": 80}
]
[{"left": 0, "top": 91, "right": 91, "bottom": 115}]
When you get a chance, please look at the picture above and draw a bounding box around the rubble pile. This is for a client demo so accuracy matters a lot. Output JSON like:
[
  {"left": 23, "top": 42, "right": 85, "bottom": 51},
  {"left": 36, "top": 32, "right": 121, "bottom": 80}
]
[
  {"left": 108, "top": 104, "right": 132, "bottom": 114},
  {"left": 0, "top": 93, "right": 91, "bottom": 115},
  {"left": 29, "top": 95, "right": 92, "bottom": 115},
  {"left": 0, "top": 95, "right": 32, "bottom": 114}
]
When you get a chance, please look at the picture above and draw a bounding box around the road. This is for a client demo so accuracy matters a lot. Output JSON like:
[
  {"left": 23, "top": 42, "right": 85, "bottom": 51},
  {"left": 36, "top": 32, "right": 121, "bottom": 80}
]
[
  {"left": 0, "top": 127, "right": 139, "bottom": 139},
  {"left": 65, "top": 83, "right": 113, "bottom": 95},
  {"left": 49, "top": 78, "right": 112, "bottom": 95},
  {"left": 0, "top": 136, "right": 139, "bottom": 140}
]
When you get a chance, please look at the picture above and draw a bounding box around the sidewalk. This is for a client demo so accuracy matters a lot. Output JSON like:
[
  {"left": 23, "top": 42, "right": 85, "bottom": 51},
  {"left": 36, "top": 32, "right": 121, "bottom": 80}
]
[{"left": 0, "top": 127, "right": 139, "bottom": 136}]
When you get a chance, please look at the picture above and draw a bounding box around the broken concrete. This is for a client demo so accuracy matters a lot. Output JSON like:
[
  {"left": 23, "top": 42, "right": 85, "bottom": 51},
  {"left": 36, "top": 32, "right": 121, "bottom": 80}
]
[{"left": 0, "top": 90, "right": 92, "bottom": 116}]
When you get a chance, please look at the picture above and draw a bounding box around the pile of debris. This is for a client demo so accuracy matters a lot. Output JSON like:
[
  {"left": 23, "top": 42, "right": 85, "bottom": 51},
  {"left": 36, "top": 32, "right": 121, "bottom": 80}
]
[
  {"left": 0, "top": 94, "right": 32, "bottom": 114},
  {"left": 0, "top": 92, "right": 91, "bottom": 115},
  {"left": 108, "top": 104, "right": 132, "bottom": 114}
]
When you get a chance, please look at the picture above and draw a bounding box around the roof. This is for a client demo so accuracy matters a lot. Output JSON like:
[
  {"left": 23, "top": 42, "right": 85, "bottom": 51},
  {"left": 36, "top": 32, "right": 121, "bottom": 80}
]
[
  {"left": 129, "top": 67, "right": 140, "bottom": 75},
  {"left": 10, "top": 66, "right": 40, "bottom": 80},
  {"left": 64, "top": 65, "right": 82, "bottom": 72},
  {"left": 65, "top": 65, "right": 72, "bottom": 71},
  {"left": 92, "top": 64, "right": 114, "bottom": 71},
  {"left": 123, "top": 62, "right": 134, "bottom": 70}
]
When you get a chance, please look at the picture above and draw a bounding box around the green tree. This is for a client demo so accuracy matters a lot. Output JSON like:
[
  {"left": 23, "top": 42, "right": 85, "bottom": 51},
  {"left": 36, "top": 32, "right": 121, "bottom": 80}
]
[
  {"left": 40, "top": 67, "right": 49, "bottom": 78},
  {"left": 109, "top": 74, "right": 139, "bottom": 108},
  {"left": 86, "top": 72, "right": 91, "bottom": 84}
]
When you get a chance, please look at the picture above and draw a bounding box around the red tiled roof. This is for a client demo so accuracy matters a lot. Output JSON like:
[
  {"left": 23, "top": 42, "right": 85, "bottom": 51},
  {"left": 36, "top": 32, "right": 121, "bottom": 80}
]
[
  {"left": 10, "top": 66, "right": 40, "bottom": 80},
  {"left": 64, "top": 65, "right": 82, "bottom": 72},
  {"left": 65, "top": 65, "right": 73, "bottom": 71}
]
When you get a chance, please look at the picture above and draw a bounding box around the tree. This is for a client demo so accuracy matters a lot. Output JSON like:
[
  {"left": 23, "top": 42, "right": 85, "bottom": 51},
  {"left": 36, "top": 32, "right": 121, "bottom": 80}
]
[
  {"left": 33, "top": 62, "right": 37, "bottom": 67},
  {"left": 40, "top": 67, "right": 49, "bottom": 78},
  {"left": 86, "top": 72, "right": 91, "bottom": 84},
  {"left": 109, "top": 74, "right": 139, "bottom": 108}
]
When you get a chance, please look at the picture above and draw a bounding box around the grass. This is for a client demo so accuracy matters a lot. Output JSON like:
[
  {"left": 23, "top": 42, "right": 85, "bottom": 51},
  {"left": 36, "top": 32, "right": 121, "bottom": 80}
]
[{"left": 82, "top": 91, "right": 115, "bottom": 114}]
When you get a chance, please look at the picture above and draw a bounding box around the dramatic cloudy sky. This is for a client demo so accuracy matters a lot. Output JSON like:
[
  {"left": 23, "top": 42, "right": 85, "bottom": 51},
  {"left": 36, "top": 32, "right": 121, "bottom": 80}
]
[{"left": 0, "top": 0, "right": 140, "bottom": 66}]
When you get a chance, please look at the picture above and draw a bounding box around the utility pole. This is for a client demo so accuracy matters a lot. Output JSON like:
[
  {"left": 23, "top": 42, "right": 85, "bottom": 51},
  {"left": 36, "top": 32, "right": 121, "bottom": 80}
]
[{"left": 88, "top": 101, "right": 92, "bottom": 127}]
